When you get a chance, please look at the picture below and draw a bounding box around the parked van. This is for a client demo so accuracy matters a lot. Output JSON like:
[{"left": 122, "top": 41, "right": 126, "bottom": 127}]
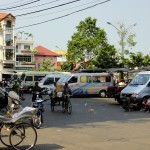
[
  {"left": 57, "top": 72, "right": 113, "bottom": 97},
  {"left": 120, "top": 71, "right": 150, "bottom": 102},
  {"left": 39, "top": 72, "right": 70, "bottom": 90},
  {"left": 20, "top": 71, "right": 59, "bottom": 92}
]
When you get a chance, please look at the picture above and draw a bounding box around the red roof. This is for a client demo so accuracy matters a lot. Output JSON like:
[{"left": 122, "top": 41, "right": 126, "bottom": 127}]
[
  {"left": 0, "top": 13, "right": 15, "bottom": 21},
  {"left": 35, "top": 46, "right": 60, "bottom": 56}
]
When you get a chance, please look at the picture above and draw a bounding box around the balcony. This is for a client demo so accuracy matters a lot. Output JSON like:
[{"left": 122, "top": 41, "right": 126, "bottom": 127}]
[
  {"left": 15, "top": 61, "right": 36, "bottom": 68},
  {"left": 5, "top": 28, "right": 13, "bottom": 34}
]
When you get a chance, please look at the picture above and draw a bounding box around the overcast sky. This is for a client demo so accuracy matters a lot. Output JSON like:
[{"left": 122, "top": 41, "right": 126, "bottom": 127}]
[{"left": 1, "top": 0, "right": 150, "bottom": 55}]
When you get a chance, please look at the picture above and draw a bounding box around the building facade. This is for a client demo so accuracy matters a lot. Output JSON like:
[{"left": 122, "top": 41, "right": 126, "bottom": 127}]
[
  {"left": 34, "top": 46, "right": 59, "bottom": 70},
  {"left": 15, "top": 31, "right": 35, "bottom": 72},
  {"left": 0, "top": 13, "right": 16, "bottom": 80}
]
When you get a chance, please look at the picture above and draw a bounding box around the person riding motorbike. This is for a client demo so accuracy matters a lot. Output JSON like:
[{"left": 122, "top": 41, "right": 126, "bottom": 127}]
[{"left": 32, "top": 82, "right": 42, "bottom": 102}]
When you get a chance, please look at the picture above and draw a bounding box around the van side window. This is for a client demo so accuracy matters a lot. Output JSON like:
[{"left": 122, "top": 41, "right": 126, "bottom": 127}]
[
  {"left": 55, "top": 77, "right": 60, "bottom": 82},
  {"left": 68, "top": 76, "right": 78, "bottom": 83},
  {"left": 106, "top": 76, "right": 111, "bottom": 82},
  {"left": 44, "top": 77, "right": 54, "bottom": 85},
  {"left": 80, "top": 76, "right": 91, "bottom": 83},
  {"left": 92, "top": 76, "right": 101, "bottom": 83},
  {"left": 34, "top": 75, "right": 45, "bottom": 81},
  {"left": 25, "top": 76, "right": 33, "bottom": 81}
]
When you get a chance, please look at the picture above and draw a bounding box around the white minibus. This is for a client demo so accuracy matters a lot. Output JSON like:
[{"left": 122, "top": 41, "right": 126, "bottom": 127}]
[
  {"left": 20, "top": 71, "right": 60, "bottom": 92},
  {"left": 39, "top": 72, "right": 71, "bottom": 90},
  {"left": 120, "top": 71, "right": 150, "bottom": 102},
  {"left": 57, "top": 72, "right": 113, "bottom": 97}
]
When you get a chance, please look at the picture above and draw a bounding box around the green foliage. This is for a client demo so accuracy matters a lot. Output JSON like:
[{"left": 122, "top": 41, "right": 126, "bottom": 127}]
[
  {"left": 61, "top": 61, "right": 74, "bottom": 71},
  {"left": 124, "top": 52, "right": 150, "bottom": 69},
  {"left": 67, "top": 17, "right": 118, "bottom": 69},
  {"left": 36, "top": 60, "right": 54, "bottom": 71}
]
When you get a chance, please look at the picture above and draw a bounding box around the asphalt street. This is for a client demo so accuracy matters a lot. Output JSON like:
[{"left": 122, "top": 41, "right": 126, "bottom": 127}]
[{"left": 1, "top": 94, "right": 150, "bottom": 150}]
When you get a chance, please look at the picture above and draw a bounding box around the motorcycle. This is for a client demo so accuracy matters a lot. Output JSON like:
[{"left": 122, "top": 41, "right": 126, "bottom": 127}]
[{"left": 31, "top": 92, "right": 47, "bottom": 129}]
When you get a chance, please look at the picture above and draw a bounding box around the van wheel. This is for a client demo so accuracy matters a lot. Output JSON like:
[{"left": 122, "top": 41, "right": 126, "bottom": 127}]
[
  {"left": 99, "top": 90, "right": 107, "bottom": 98},
  {"left": 28, "top": 87, "right": 33, "bottom": 93}
]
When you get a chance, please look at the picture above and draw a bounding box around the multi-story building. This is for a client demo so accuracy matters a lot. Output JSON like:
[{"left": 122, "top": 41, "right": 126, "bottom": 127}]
[
  {"left": 0, "top": 13, "right": 16, "bottom": 81},
  {"left": 15, "top": 31, "right": 35, "bottom": 72}
]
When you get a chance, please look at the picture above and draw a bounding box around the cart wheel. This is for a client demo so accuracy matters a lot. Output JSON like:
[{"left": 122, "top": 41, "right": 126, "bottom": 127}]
[
  {"left": 0, "top": 124, "right": 14, "bottom": 147},
  {"left": 9, "top": 123, "right": 37, "bottom": 150},
  {"left": 51, "top": 101, "right": 55, "bottom": 112},
  {"left": 67, "top": 100, "right": 72, "bottom": 114}
]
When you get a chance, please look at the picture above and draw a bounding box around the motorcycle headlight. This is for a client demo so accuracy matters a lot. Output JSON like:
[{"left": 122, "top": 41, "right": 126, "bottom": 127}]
[{"left": 131, "top": 93, "right": 139, "bottom": 98}]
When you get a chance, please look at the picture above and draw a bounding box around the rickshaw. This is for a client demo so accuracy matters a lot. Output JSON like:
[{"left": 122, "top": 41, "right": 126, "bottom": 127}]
[
  {"left": 0, "top": 107, "right": 38, "bottom": 150},
  {"left": 50, "top": 83, "right": 72, "bottom": 114}
]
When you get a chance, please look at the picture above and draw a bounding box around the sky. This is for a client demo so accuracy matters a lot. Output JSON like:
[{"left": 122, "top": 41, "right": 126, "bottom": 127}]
[{"left": 1, "top": 0, "right": 150, "bottom": 55}]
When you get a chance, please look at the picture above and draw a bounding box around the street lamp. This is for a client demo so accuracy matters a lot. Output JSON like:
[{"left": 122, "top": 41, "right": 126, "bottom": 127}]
[{"left": 107, "top": 22, "right": 137, "bottom": 65}]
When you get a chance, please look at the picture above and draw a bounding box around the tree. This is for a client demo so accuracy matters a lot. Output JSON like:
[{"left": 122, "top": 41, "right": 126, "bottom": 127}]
[
  {"left": 61, "top": 61, "right": 74, "bottom": 71},
  {"left": 107, "top": 22, "right": 137, "bottom": 66},
  {"left": 67, "top": 17, "right": 118, "bottom": 69},
  {"left": 36, "top": 60, "right": 54, "bottom": 71}
]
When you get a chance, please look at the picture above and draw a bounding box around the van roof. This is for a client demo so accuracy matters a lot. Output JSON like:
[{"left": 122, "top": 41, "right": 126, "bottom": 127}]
[
  {"left": 72, "top": 72, "right": 110, "bottom": 76},
  {"left": 138, "top": 71, "right": 150, "bottom": 74}
]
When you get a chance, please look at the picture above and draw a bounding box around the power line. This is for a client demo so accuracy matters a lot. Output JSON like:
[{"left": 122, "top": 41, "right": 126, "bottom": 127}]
[
  {"left": 15, "top": 0, "right": 111, "bottom": 30},
  {"left": 15, "top": 0, "right": 82, "bottom": 17},
  {"left": 0, "top": 0, "right": 32, "bottom": 6},
  {"left": 0, "top": 0, "right": 40, "bottom": 10},
  {"left": 17, "top": 0, "right": 105, "bottom": 20},
  {"left": 3, "top": 0, "right": 61, "bottom": 11}
]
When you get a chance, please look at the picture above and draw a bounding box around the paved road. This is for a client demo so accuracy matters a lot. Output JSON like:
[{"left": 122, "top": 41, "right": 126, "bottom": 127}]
[{"left": 1, "top": 94, "right": 150, "bottom": 150}]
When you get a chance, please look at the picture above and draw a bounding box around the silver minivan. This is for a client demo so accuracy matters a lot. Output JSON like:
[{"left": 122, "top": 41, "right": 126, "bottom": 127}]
[{"left": 120, "top": 71, "right": 150, "bottom": 102}]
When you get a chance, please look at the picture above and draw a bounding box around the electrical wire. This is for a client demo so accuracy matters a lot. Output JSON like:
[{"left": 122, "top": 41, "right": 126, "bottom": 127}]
[
  {"left": 3, "top": 0, "right": 61, "bottom": 11},
  {"left": 15, "top": 0, "right": 111, "bottom": 30},
  {"left": 0, "top": 0, "right": 32, "bottom": 6},
  {"left": 17, "top": 0, "right": 106, "bottom": 20},
  {"left": 15, "top": 0, "right": 82, "bottom": 17},
  {"left": 0, "top": 0, "right": 40, "bottom": 10}
]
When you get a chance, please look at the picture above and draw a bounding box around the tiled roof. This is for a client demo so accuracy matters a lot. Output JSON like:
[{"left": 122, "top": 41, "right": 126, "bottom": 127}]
[
  {"left": 35, "top": 46, "right": 60, "bottom": 56},
  {"left": 53, "top": 50, "right": 67, "bottom": 55},
  {"left": 0, "top": 13, "right": 15, "bottom": 21}
]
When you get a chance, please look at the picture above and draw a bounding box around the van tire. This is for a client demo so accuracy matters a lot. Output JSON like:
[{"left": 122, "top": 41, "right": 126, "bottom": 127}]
[{"left": 99, "top": 90, "right": 107, "bottom": 98}]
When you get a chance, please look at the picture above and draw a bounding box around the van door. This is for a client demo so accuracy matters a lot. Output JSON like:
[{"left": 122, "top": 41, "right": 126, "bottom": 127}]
[{"left": 68, "top": 76, "right": 79, "bottom": 95}]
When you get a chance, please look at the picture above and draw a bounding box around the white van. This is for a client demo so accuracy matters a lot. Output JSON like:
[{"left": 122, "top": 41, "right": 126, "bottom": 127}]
[
  {"left": 38, "top": 73, "right": 70, "bottom": 90},
  {"left": 120, "top": 71, "right": 150, "bottom": 102},
  {"left": 57, "top": 72, "right": 113, "bottom": 97},
  {"left": 20, "top": 71, "right": 59, "bottom": 92}
]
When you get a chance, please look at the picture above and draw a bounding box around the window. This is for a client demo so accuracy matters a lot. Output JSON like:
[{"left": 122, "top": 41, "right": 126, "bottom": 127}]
[
  {"left": 34, "top": 75, "right": 46, "bottom": 81},
  {"left": 92, "top": 76, "right": 111, "bottom": 83},
  {"left": 5, "top": 34, "right": 12, "bottom": 41},
  {"left": 55, "top": 77, "right": 60, "bottom": 82},
  {"left": 68, "top": 76, "right": 78, "bottom": 83},
  {"left": 16, "top": 55, "right": 31, "bottom": 62},
  {"left": 16, "top": 45, "right": 18, "bottom": 52},
  {"left": 25, "top": 76, "right": 33, "bottom": 81},
  {"left": 44, "top": 77, "right": 54, "bottom": 85},
  {"left": 80, "top": 76, "right": 91, "bottom": 83},
  {"left": 6, "top": 21, "right": 11, "bottom": 28},
  {"left": 24, "top": 45, "right": 30, "bottom": 50}
]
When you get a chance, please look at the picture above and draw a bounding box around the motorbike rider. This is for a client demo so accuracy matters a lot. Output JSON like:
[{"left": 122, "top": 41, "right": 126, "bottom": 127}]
[
  {"left": 62, "top": 82, "right": 72, "bottom": 108},
  {"left": 32, "top": 81, "right": 42, "bottom": 102}
]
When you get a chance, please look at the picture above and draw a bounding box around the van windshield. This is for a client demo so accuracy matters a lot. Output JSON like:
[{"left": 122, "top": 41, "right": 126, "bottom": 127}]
[
  {"left": 39, "top": 76, "right": 48, "bottom": 83},
  {"left": 130, "top": 74, "right": 150, "bottom": 85},
  {"left": 20, "top": 73, "right": 25, "bottom": 80},
  {"left": 57, "top": 75, "right": 71, "bottom": 83}
]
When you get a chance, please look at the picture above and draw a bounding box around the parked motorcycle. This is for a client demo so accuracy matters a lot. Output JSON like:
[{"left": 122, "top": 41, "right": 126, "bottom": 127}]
[{"left": 31, "top": 92, "right": 47, "bottom": 129}]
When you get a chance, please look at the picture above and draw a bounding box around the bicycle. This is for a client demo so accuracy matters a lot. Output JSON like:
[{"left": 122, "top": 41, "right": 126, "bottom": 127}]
[
  {"left": 62, "top": 94, "right": 72, "bottom": 114},
  {"left": 0, "top": 107, "right": 38, "bottom": 150}
]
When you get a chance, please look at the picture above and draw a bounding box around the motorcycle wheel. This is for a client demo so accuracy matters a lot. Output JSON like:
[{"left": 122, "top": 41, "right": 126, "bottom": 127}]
[{"left": 33, "top": 114, "right": 42, "bottom": 129}]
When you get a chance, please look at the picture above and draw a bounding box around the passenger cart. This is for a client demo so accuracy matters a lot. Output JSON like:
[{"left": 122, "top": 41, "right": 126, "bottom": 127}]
[
  {"left": 0, "top": 107, "right": 38, "bottom": 150},
  {"left": 50, "top": 92, "right": 72, "bottom": 114}
]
